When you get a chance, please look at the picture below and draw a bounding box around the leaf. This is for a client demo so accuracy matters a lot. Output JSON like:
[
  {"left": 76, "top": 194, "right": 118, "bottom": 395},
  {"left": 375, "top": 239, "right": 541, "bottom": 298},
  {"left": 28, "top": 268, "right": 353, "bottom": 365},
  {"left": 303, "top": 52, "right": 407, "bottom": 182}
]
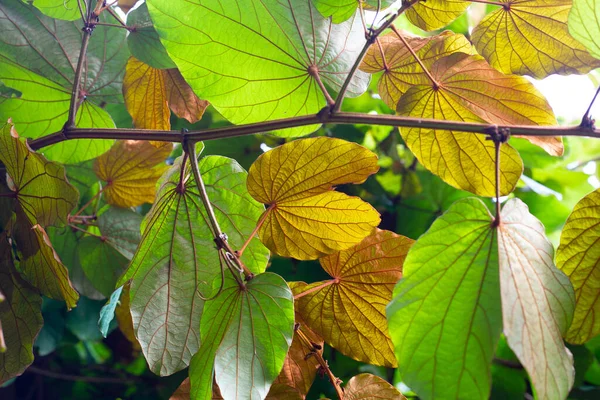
[
  {"left": 313, "top": 0, "right": 395, "bottom": 24},
  {"left": 65, "top": 297, "right": 104, "bottom": 342},
  {"left": 497, "top": 198, "right": 576, "bottom": 400},
  {"left": 126, "top": 3, "right": 177, "bottom": 70},
  {"left": 344, "top": 373, "right": 406, "bottom": 400},
  {"left": 0, "top": 0, "right": 128, "bottom": 162},
  {"left": 406, "top": 0, "right": 470, "bottom": 31},
  {"left": 267, "top": 282, "right": 323, "bottom": 400},
  {"left": 94, "top": 140, "right": 172, "bottom": 208},
  {"left": 360, "top": 31, "right": 472, "bottom": 109},
  {"left": 0, "top": 234, "right": 43, "bottom": 385},
  {"left": 164, "top": 69, "right": 210, "bottom": 124},
  {"left": 96, "top": 207, "right": 142, "bottom": 260},
  {"left": 387, "top": 198, "right": 502, "bottom": 400},
  {"left": 471, "top": 0, "right": 600, "bottom": 79},
  {"left": 98, "top": 286, "right": 124, "bottom": 338},
  {"left": 247, "top": 137, "right": 380, "bottom": 260},
  {"left": 556, "top": 189, "right": 600, "bottom": 344},
  {"left": 118, "top": 0, "right": 140, "bottom": 13},
  {"left": 78, "top": 235, "right": 129, "bottom": 297},
  {"left": 0, "top": 120, "right": 78, "bottom": 228},
  {"left": 569, "top": 0, "right": 600, "bottom": 59},
  {"left": 117, "top": 155, "right": 269, "bottom": 376},
  {"left": 123, "top": 57, "right": 171, "bottom": 130},
  {"left": 114, "top": 284, "right": 140, "bottom": 350},
  {"left": 0, "top": 56, "right": 115, "bottom": 164},
  {"left": 26, "top": 0, "right": 82, "bottom": 21},
  {"left": 295, "top": 229, "right": 413, "bottom": 367},
  {"left": 189, "top": 273, "right": 294, "bottom": 400},
  {"left": 419, "top": 52, "right": 561, "bottom": 155},
  {"left": 397, "top": 84, "right": 523, "bottom": 197},
  {"left": 147, "top": 0, "right": 369, "bottom": 136},
  {"left": 12, "top": 221, "right": 79, "bottom": 309}
]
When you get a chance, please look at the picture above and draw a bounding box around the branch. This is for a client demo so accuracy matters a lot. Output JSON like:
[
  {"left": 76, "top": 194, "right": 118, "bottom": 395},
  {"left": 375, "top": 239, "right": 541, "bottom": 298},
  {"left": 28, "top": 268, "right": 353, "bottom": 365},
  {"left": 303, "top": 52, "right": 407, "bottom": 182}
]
[
  {"left": 26, "top": 365, "right": 145, "bottom": 384},
  {"left": 28, "top": 112, "right": 600, "bottom": 151},
  {"left": 331, "top": 0, "right": 420, "bottom": 112}
]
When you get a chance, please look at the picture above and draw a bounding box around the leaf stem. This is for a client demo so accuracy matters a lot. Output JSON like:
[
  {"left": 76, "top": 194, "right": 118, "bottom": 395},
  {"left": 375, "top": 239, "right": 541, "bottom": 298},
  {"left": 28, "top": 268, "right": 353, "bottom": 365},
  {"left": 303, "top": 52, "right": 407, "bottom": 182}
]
[
  {"left": 296, "top": 327, "right": 344, "bottom": 399},
  {"left": 66, "top": 27, "right": 92, "bottom": 128},
  {"left": 71, "top": 185, "right": 105, "bottom": 219},
  {"left": 309, "top": 66, "right": 335, "bottom": 106},
  {"left": 391, "top": 25, "right": 439, "bottom": 89},
  {"left": 68, "top": 223, "right": 104, "bottom": 240},
  {"left": 331, "top": 0, "right": 420, "bottom": 113},
  {"left": 236, "top": 204, "right": 274, "bottom": 259},
  {"left": 104, "top": 5, "right": 131, "bottom": 30},
  {"left": 375, "top": 38, "right": 389, "bottom": 71},
  {"left": 581, "top": 84, "right": 600, "bottom": 128},
  {"left": 493, "top": 139, "right": 501, "bottom": 227}
]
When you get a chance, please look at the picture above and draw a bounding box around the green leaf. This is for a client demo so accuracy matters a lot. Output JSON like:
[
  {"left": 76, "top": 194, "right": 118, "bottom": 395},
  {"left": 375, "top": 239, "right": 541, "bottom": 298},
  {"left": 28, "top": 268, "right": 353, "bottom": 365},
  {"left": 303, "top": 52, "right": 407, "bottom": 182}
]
[
  {"left": 97, "top": 207, "right": 142, "bottom": 260},
  {"left": 569, "top": 0, "right": 600, "bottom": 59},
  {"left": 78, "top": 235, "right": 129, "bottom": 297},
  {"left": 556, "top": 189, "right": 600, "bottom": 344},
  {"left": 126, "top": 3, "right": 176, "bottom": 69},
  {"left": 189, "top": 273, "right": 294, "bottom": 400},
  {"left": 26, "top": 0, "right": 83, "bottom": 21},
  {"left": 387, "top": 198, "right": 502, "bottom": 400},
  {"left": 117, "top": 155, "right": 269, "bottom": 376},
  {"left": 313, "top": 0, "right": 395, "bottom": 24},
  {"left": 98, "top": 286, "right": 123, "bottom": 338},
  {"left": 35, "top": 298, "right": 66, "bottom": 357},
  {"left": 0, "top": 234, "right": 43, "bottom": 385},
  {"left": 497, "top": 198, "right": 576, "bottom": 400},
  {"left": 147, "top": 0, "right": 369, "bottom": 136},
  {"left": 65, "top": 297, "right": 105, "bottom": 342}
]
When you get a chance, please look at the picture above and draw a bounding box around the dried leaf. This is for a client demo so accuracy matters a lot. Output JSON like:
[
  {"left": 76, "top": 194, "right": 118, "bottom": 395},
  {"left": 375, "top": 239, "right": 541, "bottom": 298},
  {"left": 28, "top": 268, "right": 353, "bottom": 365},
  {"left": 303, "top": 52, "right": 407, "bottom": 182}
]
[
  {"left": 344, "top": 373, "right": 406, "bottom": 400},
  {"left": 247, "top": 137, "right": 380, "bottom": 260},
  {"left": 94, "top": 140, "right": 172, "bottom": 208},
  {"left": 295, "top": 229, "right": 413, "bottom": 367},
  {"left": 556, "top": 189, "right": 600, "bottom": 344},
  {"left": 472, "top": 0, "right": 600, "bottom": 78},
  {"left": 164, "top": 69, "right": 209, "bottom": 124}
]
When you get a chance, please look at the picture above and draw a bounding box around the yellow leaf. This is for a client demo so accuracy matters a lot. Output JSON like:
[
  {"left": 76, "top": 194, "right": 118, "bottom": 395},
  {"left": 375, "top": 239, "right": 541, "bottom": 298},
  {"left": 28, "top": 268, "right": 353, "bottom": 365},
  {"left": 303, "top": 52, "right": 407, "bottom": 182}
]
[
  {"left": 11, "top": 220, "right": 79, "bottom": 309},
  {"left": 94, "top": 140, "right": 172, "bottom": 208},
  {"left": 0, "top": 120, "right": 78, "bottom": 227},
  {"left": 115, "top": 284, "right": 141, "bottom": 351},
  {"left": 472, "top": 0, "right": 600, "bottom": 78},
  {"left": 557, "top": 189, "right": 600, "bottom": 344},
  {"left": 164, "top": 69, "right": 210, "bottom": 124},
  {"left": 360, "top": 31, "right": 471, "bottom": 109},
  {"left": 427, "top": 52, "right": 562, "bottom": 156},
  {"left": 397, "top": 84, "right": 523, "bottom": 197},
  {"left": 406, "top": 0, "right": 470, "bottom": 31},
  {"left": 247, "top": 137, "right": 380, "bottom": 260},
  {"left": 294, "top": 229, "right": 413, "bottom": 367},
  {"left": 123, "top": 57, "right": 170, "bottom": 130}
]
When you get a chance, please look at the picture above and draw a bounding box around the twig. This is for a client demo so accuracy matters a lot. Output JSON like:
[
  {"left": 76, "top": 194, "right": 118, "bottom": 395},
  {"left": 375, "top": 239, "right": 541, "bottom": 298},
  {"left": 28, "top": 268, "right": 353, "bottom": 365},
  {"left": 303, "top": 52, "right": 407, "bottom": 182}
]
[
  {"left": 28, "top": 112, "right": 600, "bottom": 152},
  {"left": 26, "top": 365, "right": 144, "bottom": 384},
  {"left": 332, "top": 0, "right": 420, "bottom": 112},
  {"left": 581, "top": 84, "right": 600, "bottom": 128},
  {"left": 390, "top": 25, "right": 438, "bottom": 89},
  {"left": 296, "top": 327, "right": 344, "bottom": 399}
]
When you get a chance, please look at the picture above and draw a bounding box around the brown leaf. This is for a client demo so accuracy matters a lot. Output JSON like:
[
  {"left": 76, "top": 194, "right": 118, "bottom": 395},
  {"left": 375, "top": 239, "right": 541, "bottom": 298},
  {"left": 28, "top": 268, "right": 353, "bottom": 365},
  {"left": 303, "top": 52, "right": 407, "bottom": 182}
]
[
  {"left": 164, "top": 69, "right": 209, "bottom": 123},
  {"left": 344, "top": 373, "right": 406, "bottom": 400}
]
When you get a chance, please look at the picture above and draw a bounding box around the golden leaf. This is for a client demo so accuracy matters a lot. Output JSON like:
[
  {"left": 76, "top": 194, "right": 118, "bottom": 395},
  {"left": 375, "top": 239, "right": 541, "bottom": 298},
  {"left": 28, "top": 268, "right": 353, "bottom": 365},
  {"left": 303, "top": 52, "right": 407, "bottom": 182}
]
[
  {"left": 294, "top": 229, "right": 413, "bottom": 367},
  {"left": 247, "top": 137, "right": 380, "bottom": 260},
  {"left": 344, "top": 373, "right": 406, "bottom": 399},
  {"left": 556, "top": 189, "right": 600, "bottom": 344},
  {"left": 472, "top": 0, "right": 600, "bottom": 78},
  {"left": 360, "top": 31, "right": 472, "bottom": 109},
  {"left": 94, "top": 140, "right": 172, "bottom": 208},
  {"left": 406, "top": 0, "right": 470, "bottom": 31},
  {"left": 123, "top": 56, "right": 170, "bottom": 130}
]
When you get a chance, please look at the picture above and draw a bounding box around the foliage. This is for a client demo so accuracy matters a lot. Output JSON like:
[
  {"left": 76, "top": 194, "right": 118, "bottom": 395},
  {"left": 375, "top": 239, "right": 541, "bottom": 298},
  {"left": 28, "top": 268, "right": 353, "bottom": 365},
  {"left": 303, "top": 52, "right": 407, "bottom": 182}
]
[{"left": 1, "top": 1, "right": 600, "bottom": 400}]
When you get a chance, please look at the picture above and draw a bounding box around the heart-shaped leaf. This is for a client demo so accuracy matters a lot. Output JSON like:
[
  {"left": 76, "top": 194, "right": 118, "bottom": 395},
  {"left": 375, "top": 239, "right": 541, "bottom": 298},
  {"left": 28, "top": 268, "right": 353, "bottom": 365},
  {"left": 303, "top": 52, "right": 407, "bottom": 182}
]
[
  {"left": 147, "top": 0, "right": 369, "bottom": 136},
  {"left": 247, "top": 137, "right": 380, "bottom": 260},
  {"left": 118, "top": 155, "right": 269, "bottom": 376},
  {"left": 313, "top": 0, "right": 395, "bottom": 24},
  {"left": 189, "top": 273, "right": 294, "bottom": 400},
  {"left": 406, "top": 0, "right": 470, "bottom": 31},
  {"left": 556, "top": 189, "right": 600, "bottom": 344},
  {"left": 295, "top": 229, "right": 413, "bottom": 367},
  {"left": 387, "top": 198, "right": 502, "bottom": 400},
  {"left": 472, "top": 0, "right": 600, "bottom": 78},
  {"left": 498, "top": 198, "right": 576, "bottom": 400}
]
